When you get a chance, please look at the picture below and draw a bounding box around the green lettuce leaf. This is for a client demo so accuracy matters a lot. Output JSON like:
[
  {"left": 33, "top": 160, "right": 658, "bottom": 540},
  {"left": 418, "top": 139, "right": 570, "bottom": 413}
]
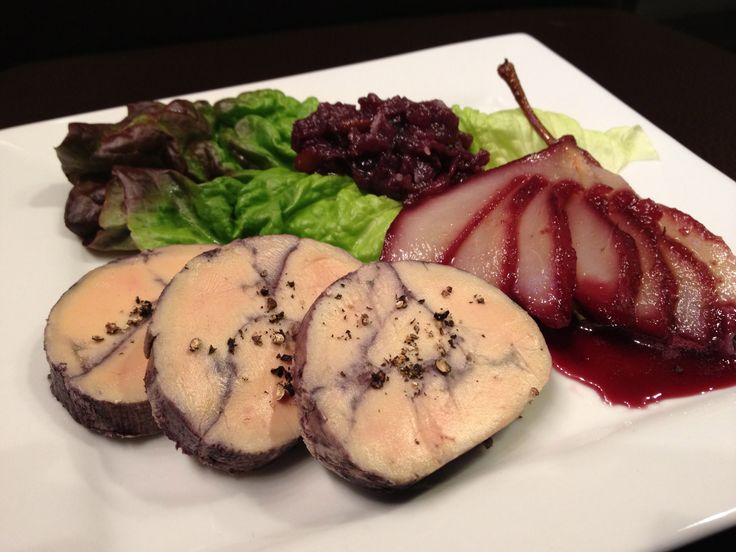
[
  {"left": 214, "top": 89, "right": 319, "bottom": 169},
  {"left": 109, "top": 167, "right": 400, "bottom": 263},
  {"left": 454, "top": 106, "right": 658, "bottom": 172}
]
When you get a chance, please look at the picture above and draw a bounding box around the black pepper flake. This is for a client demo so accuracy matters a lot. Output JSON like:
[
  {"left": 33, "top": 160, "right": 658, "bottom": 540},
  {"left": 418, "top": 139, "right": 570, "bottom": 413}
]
[
  {"left": 286, "top": 281, "right": 295, "bottom": 288},
  {"left": 105, "top": 322, "right": 121, "bottom": 335},
  {"left": 259, "top": 270, "right": 268, "bottom": 278},
  {"left": 434, "top": 310, "right": 450, "bottom": 321},
  {"left": 134, "top": 299, "right": 153, "bottom": 318},
  {"left": 370, "top": 370, "right": 387, "bottom": 389},
  {"left": 395, "top": 295, "right": 408, "bottom": 309},
  {"left": 268, "top": 311, "right": 285, "bottom": 323},
  {"left": 339, "top": 371, "right": 346, "bottom": 377},
  {"left": 127, "top": 297, "right": 153, "bottom": 326},
  {"left": 400, "top": 363, "right": 424, "bottom": 380},
  {"left": 251, "top": 334, "right": 263, "bottom": 346},
  {"left": 266, "top": 297, "right": 278, "bottom": 311},
  {"left": 259, "top": 287, "right": 269, "bottom": 296},
  {"left": 208, "top": 345, "right": 217, "bottom": 355},
  {"left": 474, "top": 294, "right": 485, "bottom": 304},
  {"left": 441, "top": 286, "right": 453, "bottom": 297},
  {"left": 278, "top": 353, "right": 293, "bottom": 363},
  {"left": 91, "top": 335, "right": 104, "bottom": 342},
  {"left": 417, "top": 299, "right": 425, "bottom": 304},
  {"left": 270, "top": 366, "right": 285, "bottom": 378},
  {"left": 282, "top": 382, "right": 295, "bottom": 396},
  {"left": 227, "top": 337, "right": 237, "bottom": 354},
  {"left": 335, "top": 293, "right": 342, "bottom": 300},
  {"left": 360, "top": 313, "right": 370, "bottom": 326}
]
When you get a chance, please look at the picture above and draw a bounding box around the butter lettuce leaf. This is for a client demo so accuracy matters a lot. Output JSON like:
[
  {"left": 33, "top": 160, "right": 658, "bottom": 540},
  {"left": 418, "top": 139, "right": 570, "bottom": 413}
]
[
  {"left": 105, "top": 167, "right": 400, "bottom": 262},
  {"left": 453, "top": 106, "right": 658, "bottom": 172},
  {"left": 214, "top": 89, "right": 319, "bottom": 169}
]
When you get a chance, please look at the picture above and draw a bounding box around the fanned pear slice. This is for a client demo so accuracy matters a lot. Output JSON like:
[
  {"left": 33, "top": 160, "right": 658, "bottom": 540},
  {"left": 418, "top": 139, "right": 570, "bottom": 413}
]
[
  {"left": 382, "top": 137, "right": 629, "bottom": 326},
  {"left": 604, "top": 192, "right": 676, "bottom": 338},
  {"left": 144, "top": 235, "right": 361, "bottom": 473},
  {"left": 513, "top": 180, "right": 576, "bottom": 329},
  {"left": 295, "top": 261, "right": 551, "bottom": 489},
  {"left": 45, "top": 244, "right": 215, "bottom": 438},
  {"left": 562, "top": 184, "right": 641, "bottom": 327}
]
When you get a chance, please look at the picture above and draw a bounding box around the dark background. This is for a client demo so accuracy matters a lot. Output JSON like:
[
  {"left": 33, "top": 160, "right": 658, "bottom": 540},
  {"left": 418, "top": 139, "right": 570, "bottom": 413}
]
[
  {"left": 2, "top": 0, "right": 735, "bottom": 181},
  {"left": 2, "top": 0, "right": 735, "bottom": 69}
]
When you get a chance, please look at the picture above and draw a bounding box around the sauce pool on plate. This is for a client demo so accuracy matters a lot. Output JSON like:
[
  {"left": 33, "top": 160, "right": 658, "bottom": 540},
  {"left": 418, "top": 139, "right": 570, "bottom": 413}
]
[{"left": 542, "top": 323, "right": 736, "bottom": 407}]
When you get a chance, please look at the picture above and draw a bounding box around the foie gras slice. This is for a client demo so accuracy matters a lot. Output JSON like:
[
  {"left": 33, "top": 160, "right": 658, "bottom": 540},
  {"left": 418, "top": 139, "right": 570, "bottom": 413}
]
[
  {"left": 144, "top": 235, "right": 362, "bottom": 473},
  {"left": 45, "top": 244, "right": 215, "bottom": 438},
  {"left": 294, "top": 261, "right": 551, "bottom": 489}
]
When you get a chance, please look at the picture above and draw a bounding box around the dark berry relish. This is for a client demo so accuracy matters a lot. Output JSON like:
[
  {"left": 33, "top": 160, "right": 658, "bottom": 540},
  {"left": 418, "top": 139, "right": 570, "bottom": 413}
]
[{"left": 291, "top": 93, "right": 489, "bottom": 202}]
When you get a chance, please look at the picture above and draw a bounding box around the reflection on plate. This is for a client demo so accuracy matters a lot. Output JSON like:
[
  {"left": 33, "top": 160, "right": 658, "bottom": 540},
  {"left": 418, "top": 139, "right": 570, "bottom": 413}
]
[{"left": 0, "top": 33, "right": 734, "bottom": 552}]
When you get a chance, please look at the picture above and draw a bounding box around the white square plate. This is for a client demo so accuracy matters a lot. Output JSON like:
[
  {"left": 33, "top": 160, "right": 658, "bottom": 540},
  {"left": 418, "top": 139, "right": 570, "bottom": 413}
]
[{"left": 1, "top": 33, "right": 734, "bottom": 551}]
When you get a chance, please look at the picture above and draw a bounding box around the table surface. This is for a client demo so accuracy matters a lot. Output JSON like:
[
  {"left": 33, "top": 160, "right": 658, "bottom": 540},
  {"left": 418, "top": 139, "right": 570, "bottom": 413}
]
[{"left": 1, "top": 7, "right": 734, "bottom": 550}]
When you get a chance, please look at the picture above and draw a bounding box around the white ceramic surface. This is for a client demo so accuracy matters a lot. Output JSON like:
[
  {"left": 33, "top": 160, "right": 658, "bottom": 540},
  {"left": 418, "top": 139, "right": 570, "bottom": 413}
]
[{"left": 1, "top": 33, "right": 734, "bottom": 552}]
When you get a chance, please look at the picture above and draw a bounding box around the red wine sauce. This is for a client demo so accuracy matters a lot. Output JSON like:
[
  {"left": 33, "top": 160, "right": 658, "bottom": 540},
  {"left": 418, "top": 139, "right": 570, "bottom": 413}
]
[{"left": 542, "top": 324, "right": 736, "bottom": 407}]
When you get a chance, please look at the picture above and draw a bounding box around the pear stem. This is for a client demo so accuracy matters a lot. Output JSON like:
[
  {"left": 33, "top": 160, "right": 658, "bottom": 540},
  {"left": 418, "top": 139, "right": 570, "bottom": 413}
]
[{"left": 497, "top": 60, "right": 556, "bottom": 146}]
